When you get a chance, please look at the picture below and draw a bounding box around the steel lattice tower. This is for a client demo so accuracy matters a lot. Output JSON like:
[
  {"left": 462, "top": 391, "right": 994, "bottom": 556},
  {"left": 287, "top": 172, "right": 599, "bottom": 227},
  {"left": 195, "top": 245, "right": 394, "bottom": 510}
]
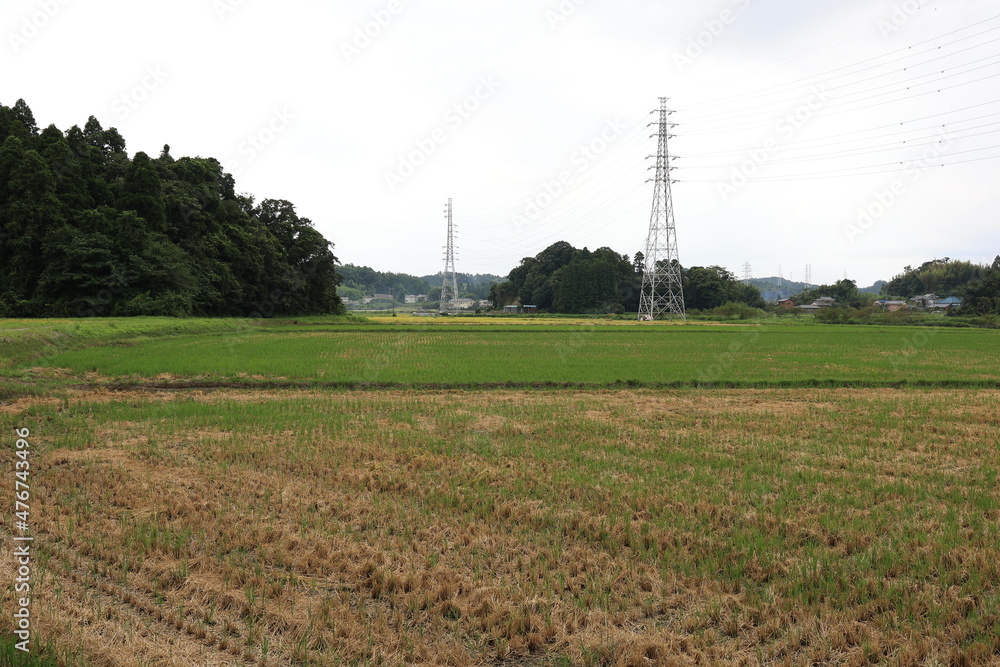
[
  {"left": 440, "top": 198, "right": 459, "bottom": 315},
  {"left": 638, "top": 98, "right": 685, "bottom": 321}
]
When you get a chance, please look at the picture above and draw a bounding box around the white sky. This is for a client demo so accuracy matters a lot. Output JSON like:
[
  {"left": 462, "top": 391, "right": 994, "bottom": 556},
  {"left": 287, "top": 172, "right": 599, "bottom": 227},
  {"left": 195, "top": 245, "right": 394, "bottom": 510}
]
[{"left": 4, "top": 0, "right": 999, "bottom": 286}]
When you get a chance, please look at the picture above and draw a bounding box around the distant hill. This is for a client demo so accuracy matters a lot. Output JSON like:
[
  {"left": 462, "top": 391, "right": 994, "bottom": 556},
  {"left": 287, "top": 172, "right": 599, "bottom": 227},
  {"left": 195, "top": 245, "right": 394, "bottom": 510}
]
[
  {"left": 419, "top": 273, "right": 503, "bottom": 300},
  {"left": 746, "top": 277, "right": 887, "bottom": 301},
  {"left": 859, "top": 280, "right": 887, "bottom": 295},
  {"left": 337, "top": 266, "right": 502, "bottom": 302},
  {"left": 745, "top": 277, "right": 815, "bottom": 302}
]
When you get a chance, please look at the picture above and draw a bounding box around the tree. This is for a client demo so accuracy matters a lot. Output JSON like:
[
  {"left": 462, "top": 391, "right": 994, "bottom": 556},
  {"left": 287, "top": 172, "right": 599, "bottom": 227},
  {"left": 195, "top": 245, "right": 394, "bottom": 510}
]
[
  {"left": 882, "top": 259, "right": 987, "bottom": 298},
  {"left": 0, "top": 99, "right": 345, "bottom": 318},
  {"left": 682, "top": 266, "right": 763, "bottom": 310},
  {"left": 496, "top": 241, "right": 641, "bottom": 313},
  {"left": 959, "top": 257, "right": 1000, "bottom": 316},
  {"left": 792, "top": 279, "right": 860, "bottom": 305}
]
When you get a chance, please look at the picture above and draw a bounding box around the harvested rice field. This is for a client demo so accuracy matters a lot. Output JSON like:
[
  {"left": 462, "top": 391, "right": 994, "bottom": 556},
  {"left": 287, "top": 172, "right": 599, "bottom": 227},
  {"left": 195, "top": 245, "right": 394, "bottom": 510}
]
[{"left": 1, "top": 384, "right": 998, "bottom": 666}]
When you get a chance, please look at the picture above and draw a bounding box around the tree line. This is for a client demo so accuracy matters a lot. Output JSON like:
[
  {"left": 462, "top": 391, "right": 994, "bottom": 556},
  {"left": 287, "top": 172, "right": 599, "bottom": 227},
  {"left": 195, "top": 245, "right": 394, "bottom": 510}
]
[
  {"left": 337, "top": 266, "right": 502, "bottom": 303},
  {"left": 0, "top": 99, "right": 344, "bottom": 318},
  {"left": 487, "top": 241, "right": 764, "bottom": 314},
  {"left": 882, "top": 257, "right": 1000, "bottom": 316}
]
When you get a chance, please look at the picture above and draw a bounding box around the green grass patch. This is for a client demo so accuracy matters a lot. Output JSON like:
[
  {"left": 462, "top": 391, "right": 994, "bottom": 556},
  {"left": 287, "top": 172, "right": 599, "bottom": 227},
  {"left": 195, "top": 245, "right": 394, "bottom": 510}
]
[{"left": 30, "top": 322, "right": 1000, "bottom": 387}]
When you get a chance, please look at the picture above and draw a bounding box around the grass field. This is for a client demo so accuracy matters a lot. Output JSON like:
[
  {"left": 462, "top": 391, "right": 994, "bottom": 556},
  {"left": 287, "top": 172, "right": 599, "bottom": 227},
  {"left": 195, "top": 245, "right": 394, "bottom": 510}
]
[
  {"left": 1, "top": 317, "right": 999, "bottom": 665},
  {"left": 16, "top": 319, "right": 1000, "bottom": 388}
]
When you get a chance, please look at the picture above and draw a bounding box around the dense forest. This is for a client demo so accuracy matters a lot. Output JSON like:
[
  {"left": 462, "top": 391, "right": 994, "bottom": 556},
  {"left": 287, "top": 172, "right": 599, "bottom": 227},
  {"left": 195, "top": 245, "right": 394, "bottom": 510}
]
[
  {"left": 488, "top": 241, "right": 764, "bottom": 314},
  {"left": 0, "top": 99, "right": 343, "bottom": 318}
]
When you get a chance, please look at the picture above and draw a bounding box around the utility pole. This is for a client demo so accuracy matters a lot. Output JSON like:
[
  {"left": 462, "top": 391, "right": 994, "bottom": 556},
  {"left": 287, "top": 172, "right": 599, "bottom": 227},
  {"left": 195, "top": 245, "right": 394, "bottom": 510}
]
[
  {"left": 638, "top": 97, "right": 685, "bottom": 321},
  {"left": 440, "top": 198, "right": 459, "bottom": 315}
]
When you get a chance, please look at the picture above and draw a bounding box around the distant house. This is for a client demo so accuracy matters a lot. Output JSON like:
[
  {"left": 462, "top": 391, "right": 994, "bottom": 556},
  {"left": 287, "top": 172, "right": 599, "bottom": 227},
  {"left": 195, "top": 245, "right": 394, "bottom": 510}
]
[
  {"left": 478, "top": 300, "right": 492, "bottom": 309},
  {"left": 777, "top": 298, "right": 795, "bottom": 308},
  {"left": 930, "top": 296, "right": 963, "bottom": 311},
  {"left": 911, "top": 293, "right": 939, "bottom": 308},
  {"left": 372, "top": 293, "right": 394, "bottom": 301},
  {"left": 404, "top": 294, "right": 427, "bottom": 304},
  {"left": 875, "top": 300, "right": 907, "bottom": 312},
  {"left": 797, "top": 296, "right": 835, "bottom": 313},
  {"left": 522, "top": 305, "right": 538, "bottom": 314},
  {"left": 449, "top": 298, "right": 476, "bottom": 309},
  {"left": 503, "top": 305, "right": 520, "bottom": 313}
]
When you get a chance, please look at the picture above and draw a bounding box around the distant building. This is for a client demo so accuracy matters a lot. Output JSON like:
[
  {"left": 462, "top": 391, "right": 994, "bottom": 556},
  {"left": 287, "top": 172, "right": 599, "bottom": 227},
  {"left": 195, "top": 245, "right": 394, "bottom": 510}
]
[
  {"left": 523, "top": 305, "right": 538, "bottom": 314},
  {"left": 875, "top": 300, "right": 907, "bottom": 312},
  {"left": 449, "top": 298, "right": 476, "bottom": 309},
  {"left": 777, "top": 298, "right": 795, "bottom": 308},
  {"left": 930, "top": 296, "right": 963, "bottom": 310},
  {"left": 503, "top": 305, "right": 521, "bottom": 314},
  {"left": 404, "top": 294, "right": 427, "bottom": 304},
  {"left": 372, "top": 293, "right": 394, "bottom": 301},
  {"left": 911, "top": 293, "right": 939, "bottom": 308},
  {"left": 797, "top": 296, "right": 836, "bottom": 313}
]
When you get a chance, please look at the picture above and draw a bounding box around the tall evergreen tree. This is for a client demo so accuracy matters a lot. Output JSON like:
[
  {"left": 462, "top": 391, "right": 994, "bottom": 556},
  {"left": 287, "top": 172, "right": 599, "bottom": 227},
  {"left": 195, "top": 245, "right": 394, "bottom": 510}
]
[{"left": 0, "top": 99, "right": 344, "bottom": 318}]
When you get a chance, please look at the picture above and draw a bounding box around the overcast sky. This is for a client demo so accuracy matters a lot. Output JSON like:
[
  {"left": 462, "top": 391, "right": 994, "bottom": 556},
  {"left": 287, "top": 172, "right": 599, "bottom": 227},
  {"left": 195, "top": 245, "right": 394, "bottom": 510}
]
[{"left": 4, "top": 0, "right": 998, "bottom": 286}]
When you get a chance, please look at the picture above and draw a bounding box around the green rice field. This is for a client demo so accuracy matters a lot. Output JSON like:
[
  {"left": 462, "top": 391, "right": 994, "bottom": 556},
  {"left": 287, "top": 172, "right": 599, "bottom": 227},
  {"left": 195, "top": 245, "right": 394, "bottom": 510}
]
[{"left": 23, "top": 320, "right": 1000, "bottom": 387}]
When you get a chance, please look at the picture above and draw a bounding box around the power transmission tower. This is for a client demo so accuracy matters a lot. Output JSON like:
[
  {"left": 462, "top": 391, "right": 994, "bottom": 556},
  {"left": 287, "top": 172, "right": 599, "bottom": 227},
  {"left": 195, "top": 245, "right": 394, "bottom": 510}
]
[
  {"left": 804, "top": 264, "right": 812, "bottom": 284},
  {"left": 440, "top": 198, "right": 459, "bottom": 315},
  {"left": 638, "top": 98, "right": 685, "bottom": 321},
  {"left": 742, "top": 262, "right": 752, "bottom": 281}
]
